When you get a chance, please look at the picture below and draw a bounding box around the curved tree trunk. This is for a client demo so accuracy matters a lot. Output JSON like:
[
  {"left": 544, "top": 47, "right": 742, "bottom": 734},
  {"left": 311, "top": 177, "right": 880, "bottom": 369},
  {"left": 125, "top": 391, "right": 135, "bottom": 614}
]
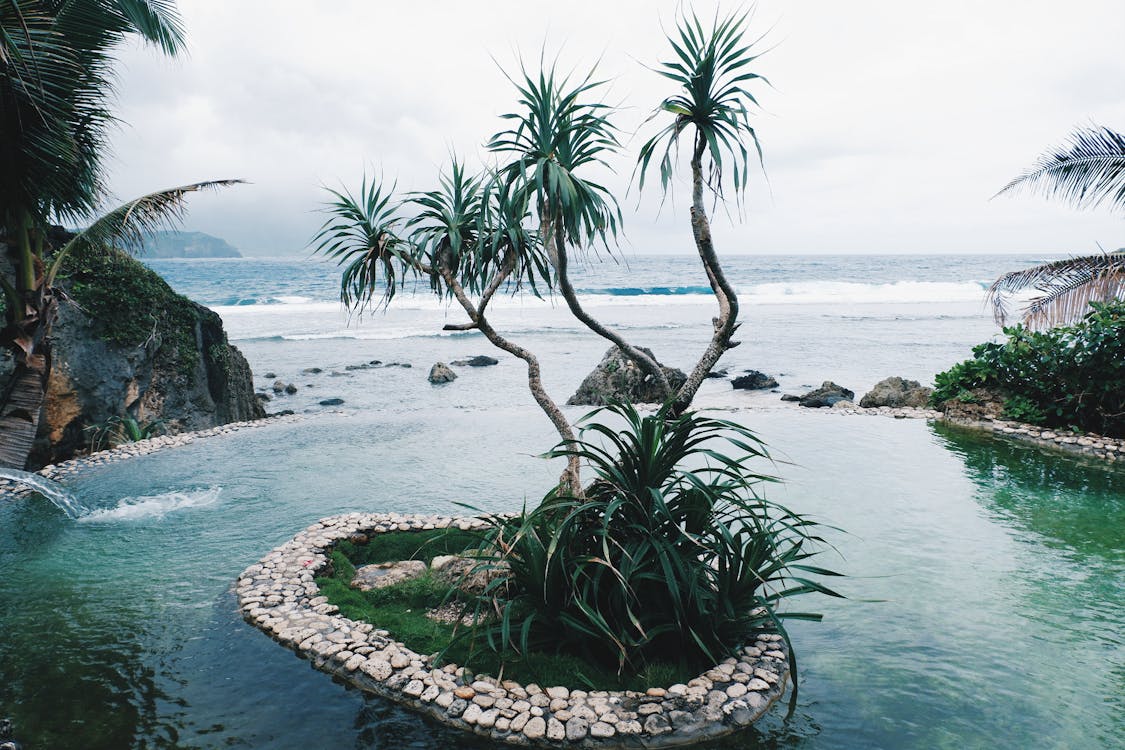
[
  {"left": 438, "top": 263, "right": 582, "bottom": 494},
  {"left": 671, "top": 134, "right": 742, "bottom": 416},
  {"left": 0, "top": 359, "right": 47, "bottom": 469},
  {"left": 544, "top": 211, "right": 674, "bottom": 400}
]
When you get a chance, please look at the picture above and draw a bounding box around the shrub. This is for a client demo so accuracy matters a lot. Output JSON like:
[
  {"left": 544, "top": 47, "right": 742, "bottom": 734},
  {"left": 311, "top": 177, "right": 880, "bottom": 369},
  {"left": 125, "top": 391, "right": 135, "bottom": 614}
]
[
  {"left": 931, "top": 301, "right": 1125, "bottom": 436},
  {"left": 459, "top": 402, "right": 841, "bottom": 685}
]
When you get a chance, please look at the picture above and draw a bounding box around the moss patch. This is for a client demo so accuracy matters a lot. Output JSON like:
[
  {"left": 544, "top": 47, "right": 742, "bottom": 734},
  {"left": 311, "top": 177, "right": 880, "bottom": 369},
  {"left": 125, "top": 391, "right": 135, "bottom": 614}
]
[
  {"left": 317, "top": 532, "right": 696, "bottom": 691},
  {"left": 56, "top": 243, "right": 206, "bottom": 378}
]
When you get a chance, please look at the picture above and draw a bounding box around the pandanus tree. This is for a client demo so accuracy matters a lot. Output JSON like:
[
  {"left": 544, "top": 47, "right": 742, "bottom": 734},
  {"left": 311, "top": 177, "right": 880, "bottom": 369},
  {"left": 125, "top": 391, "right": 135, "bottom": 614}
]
[
  {"left": 988, "top": 125, "right": 1125, "bottom": 328},
  {"left": 314, "top": 163, "right": 585, "bottom": 492},
  {"left": 636, "top": 8, "right": 768, "bottom": 413},
  {"left": 316, "top": 10, "right": 769, "bottom": 486},
  {"left": 0, "top": 1, "right": 239, "bottom": 468}
]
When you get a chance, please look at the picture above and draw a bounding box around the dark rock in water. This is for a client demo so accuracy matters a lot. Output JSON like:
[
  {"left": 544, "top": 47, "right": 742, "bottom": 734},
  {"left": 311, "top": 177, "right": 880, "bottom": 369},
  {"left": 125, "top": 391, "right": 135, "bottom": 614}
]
[
  {"left": 428, "top": 362, "right": 458, "bottom": 384},
  {"left": 284, "top": 383, "right": 298, "bottom": 395},
  {"left": 302, "top": 367, "right": 323, "bottom": 374},
  {"left": 271, "top": 379, "right": 285, "bottom": 393},
  {"left": 369, "top": 360, "right": 382, "bottom": 366},
  {"left": 451, "top": 355, "right": 499, "bottom": 367},
  {"left": 6, "top": 240, "right": 264, "bottom": 469},
  {"left": 780, "top": 394, "right": 802, "bottom": 402},
  {"left": 798, "top": 381, "right": 855, "bottom": 408},
  {"left": 567, "top": 347, "right": 686, "bottom": 406},
  {"left": 256, "top": 392, "right": 272, "bottom": 402},
  {"left": 705, "top": 369, "right": 728, "bottom": 379},
  {"left": 272, "top": 409, "right": 296, "bottom": 416},
  {"left": 264, "top": 372, "right": 277, "bottom": 379},
  {"left": 859, "top": 377, "right": 933, "bottom": 408},
  {"left": 732, "top": 370, "right": 779, "bottom": 390},
  {"left": 344, "top": 363, "right": 369, "bottom": 371},
  {"left": 318, "top": 398, "right": 345, "bottom": 406}
]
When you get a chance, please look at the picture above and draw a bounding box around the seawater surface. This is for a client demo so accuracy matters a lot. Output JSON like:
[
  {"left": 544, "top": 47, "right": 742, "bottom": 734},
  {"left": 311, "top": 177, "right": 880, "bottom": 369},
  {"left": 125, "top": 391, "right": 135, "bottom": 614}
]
[{"left": 2, "top": 252, "right": 1122, "bottom": 749}]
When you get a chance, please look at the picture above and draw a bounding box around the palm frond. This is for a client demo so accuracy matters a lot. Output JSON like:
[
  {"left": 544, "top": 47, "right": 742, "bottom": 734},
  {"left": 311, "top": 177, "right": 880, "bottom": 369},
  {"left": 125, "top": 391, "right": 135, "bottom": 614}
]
[
  {"left": 995, "top": 125, "right": 1125, "bottom": 213},
  {"left": 635, "top": 7, "right": 769, "bottom": 203},
  {"left": 46, "top": 179, "right": 244, "bottom": 285},
  {"left": 987, "top": 250, "right": 1125, "bottom": 328}
]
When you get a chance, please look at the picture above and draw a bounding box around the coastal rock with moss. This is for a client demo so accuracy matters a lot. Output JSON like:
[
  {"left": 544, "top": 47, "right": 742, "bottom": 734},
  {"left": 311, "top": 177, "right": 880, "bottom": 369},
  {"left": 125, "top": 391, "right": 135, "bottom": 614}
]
[
  {"left": 567, "top": 347, "right": 687, "bottom": 406},
  {"left": 3, "top": 242, "right": 264, "bottom": 467}
]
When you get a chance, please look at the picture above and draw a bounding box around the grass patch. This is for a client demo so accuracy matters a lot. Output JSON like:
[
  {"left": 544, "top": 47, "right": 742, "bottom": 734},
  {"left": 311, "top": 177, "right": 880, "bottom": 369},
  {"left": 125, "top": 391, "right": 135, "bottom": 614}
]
[{"left": 316, "top": 537, "right": 697, "bottom": 691}]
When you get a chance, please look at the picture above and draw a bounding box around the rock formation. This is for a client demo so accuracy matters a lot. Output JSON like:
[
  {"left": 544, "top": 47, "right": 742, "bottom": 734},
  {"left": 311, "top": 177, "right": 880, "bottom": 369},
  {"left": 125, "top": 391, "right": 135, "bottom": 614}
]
[
  {"left": 567, "top": 347, "right": 686, "bottom": 406},
  {"left": 859, "top": 377, "right": 933, "bottom": 408}
]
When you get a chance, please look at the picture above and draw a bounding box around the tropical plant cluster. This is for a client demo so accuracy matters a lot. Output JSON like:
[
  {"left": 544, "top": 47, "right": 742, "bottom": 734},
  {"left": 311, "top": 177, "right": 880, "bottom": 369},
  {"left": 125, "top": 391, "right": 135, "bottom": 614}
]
[
  {"left": 457, "top": 403, "right": 839, "bottom": 688},
  {"left": 932, "top": 301, "right": 1125, "bottom": 436}
]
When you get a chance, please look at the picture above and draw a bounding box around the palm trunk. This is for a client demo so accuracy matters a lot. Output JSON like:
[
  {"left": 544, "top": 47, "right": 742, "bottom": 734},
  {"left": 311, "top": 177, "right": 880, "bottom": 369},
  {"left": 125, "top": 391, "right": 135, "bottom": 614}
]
[
  {"left": 544, "top": 211, "right": 674, "bottom": 400},
  {"left": 0, "top": 359, "right": 47, "bottom": 469},
  {"left": 438, "top": 262, "right": 582, "bottom": 494},
  {"left": 671, "top": 133, "right": 742, "bottom": 416}
]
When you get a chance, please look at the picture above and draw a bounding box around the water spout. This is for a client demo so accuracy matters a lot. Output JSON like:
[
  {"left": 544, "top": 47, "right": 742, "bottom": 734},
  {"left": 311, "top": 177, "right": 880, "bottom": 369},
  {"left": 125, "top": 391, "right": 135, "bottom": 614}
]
[{"left": 0, "top": 469, "right": 90, "bottom": 518}]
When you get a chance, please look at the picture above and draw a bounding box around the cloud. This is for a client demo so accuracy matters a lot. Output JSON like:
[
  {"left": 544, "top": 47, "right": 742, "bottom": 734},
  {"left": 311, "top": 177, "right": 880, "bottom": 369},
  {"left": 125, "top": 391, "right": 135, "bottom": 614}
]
[{"left": 103, "top": 0, "right": 1124, "bottom": 256}]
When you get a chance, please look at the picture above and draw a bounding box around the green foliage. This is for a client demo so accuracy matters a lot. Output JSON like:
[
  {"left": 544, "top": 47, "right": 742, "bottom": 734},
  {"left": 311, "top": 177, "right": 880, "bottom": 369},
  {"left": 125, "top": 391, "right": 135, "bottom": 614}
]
[
  {"left": 316, "top": 546, "right": 694, "bottom": 690},
  {"left": 334, "top": 529, "right": 480, "bottom": 567},
  {"left": 636, "top": 9, "right": 767, "bottom": 202},
  {"left": 459, "top": 402, "right": 841, "bottom": 685},
  {"left": 57, "top": 242, "right": 203, "bottom": 376},
  {"left": 84, "top": 415, "right": 165, "bottom": 451},
  {"left": 932, "top": 301, "right": 1125, "bottom": 436}
]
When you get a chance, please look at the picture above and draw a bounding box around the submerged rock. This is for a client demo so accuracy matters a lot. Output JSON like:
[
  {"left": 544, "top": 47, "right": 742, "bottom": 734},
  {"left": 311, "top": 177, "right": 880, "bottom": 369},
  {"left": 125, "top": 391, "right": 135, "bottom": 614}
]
[
  {"left": 284, "top": 383, "right": 298, "bottom": 395},
  {"left": 567, "top": 347, "right": 686, "bottom": 406},
  {"left": 318, "top": 398, "right": 345, "bottom": 406},
  {"left": 859, "top": 377, "right": 933, "bottom": 408},
  {"left": 731, "top": 370, "right": 779, "bottom": 390},
  {"left": 428, "top": 362, "right": 458, "bottom": 384},
  {"left": 780, "top": 394, "right": 802, "bottom": 402},
  {"left": 302, "top": 367, "right": 323, "bottom": 374},
  {"left": 705, "top": 369, "right": 728, "bottom": 379},
  {"left": 798, "top": 381, "right": 855, "bottom": 408},
  {"left": 451, "top": 355, "right": 499, "bottom": 367}
]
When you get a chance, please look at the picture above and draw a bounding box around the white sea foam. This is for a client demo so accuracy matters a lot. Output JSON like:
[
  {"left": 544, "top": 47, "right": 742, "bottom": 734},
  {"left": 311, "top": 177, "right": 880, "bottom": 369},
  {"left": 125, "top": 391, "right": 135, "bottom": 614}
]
[{"left": 78, "top": 487, "right": 222, "bottom": 522}]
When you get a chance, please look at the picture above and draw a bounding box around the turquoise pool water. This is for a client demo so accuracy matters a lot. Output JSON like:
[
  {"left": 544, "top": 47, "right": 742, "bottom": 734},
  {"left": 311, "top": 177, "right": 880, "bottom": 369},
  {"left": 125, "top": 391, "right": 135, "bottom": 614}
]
[{"left": 1, "top": 410, "right": 1122, "bottom": 749}]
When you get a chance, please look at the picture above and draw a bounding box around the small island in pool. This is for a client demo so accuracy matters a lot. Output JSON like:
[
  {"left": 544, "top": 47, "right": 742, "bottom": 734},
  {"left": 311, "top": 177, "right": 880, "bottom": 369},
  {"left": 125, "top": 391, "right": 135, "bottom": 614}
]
[{"left": 141, "top": 230, "right": 241, "bottom": 259}]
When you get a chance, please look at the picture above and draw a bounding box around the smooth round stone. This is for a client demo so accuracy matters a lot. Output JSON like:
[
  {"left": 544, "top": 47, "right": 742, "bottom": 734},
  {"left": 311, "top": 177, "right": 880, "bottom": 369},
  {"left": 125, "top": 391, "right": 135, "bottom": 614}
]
[
  {"left": 454, "top": 685, "right": 475, "bottom": 700},
  {"left": 747, "top": 678, "right": 770, "bottom": 691},
  {"left": 565, "top": 716, "right": 589, "bottom": 740},
  {"left": 726, "top": 683, "right": 748, "bottom": 698},
  {"left": 523, "top": 716, "right": 546, "bottom": 740},
  {"left": 590, "top": 721, "right": 616, "bottom": 738}
]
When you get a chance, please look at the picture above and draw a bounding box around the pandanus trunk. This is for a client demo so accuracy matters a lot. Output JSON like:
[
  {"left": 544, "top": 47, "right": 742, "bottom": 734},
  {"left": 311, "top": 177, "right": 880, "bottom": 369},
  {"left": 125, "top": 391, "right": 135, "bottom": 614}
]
[
  {"left": 670, "top": 134, "right": 742, "bottom": 416},
  {"left": 542, "top": 210, "right": 675, "bottom": 400}
]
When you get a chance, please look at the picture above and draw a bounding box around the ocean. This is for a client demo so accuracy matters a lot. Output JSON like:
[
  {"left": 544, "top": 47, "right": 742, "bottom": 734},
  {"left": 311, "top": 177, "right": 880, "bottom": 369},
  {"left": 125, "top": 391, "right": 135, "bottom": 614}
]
[{"left": 146, "top": 252, "right": 1058, "bottom": 415}]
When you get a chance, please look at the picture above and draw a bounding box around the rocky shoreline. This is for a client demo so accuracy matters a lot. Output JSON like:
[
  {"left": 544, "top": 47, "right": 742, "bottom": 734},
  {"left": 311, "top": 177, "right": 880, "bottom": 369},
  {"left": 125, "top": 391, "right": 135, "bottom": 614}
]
[{"left": 237, "top": 513, "right": 791, "bottom": 748}]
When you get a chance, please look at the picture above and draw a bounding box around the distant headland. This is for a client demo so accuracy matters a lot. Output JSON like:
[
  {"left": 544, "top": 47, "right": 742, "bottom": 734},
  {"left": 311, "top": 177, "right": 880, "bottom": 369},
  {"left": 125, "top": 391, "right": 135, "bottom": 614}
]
[{"left": 142, "top": 230, "right": 241, "bottom": 259}]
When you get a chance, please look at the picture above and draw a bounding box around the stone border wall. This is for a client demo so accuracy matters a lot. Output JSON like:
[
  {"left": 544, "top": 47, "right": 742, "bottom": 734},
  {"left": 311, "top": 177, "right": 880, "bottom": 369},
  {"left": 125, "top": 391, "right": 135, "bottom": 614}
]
[
  {"left": 936, "top": 416, "right": 1125, "bottom": 463},
  {"left": 237, "top": 513, "right": 791, "bottom": 748}
]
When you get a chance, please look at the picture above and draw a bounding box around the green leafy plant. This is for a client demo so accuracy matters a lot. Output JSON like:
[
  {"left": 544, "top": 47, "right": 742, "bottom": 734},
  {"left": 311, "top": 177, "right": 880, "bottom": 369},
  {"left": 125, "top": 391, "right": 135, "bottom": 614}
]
[
  {"left": 932, "top": 301, "right": 1125, "bottom": 436},
  {"left": 457, "top": 402, "right": 841, "bottom": 697},
  {"left": 84, "top": 415, "right": 164, "bottom": 451}
]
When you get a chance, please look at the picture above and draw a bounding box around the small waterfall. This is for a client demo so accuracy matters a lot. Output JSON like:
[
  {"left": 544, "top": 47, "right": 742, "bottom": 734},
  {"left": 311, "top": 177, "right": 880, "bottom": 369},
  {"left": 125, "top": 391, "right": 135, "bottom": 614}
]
[{"left": 0, "top": 468, "right": 89, "bottom": 518}]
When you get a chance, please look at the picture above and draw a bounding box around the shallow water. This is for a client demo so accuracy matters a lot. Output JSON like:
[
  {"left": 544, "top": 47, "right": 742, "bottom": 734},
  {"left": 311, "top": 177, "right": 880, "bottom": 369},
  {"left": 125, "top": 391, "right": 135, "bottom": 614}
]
[{"left": 1, "top": 409, "right": 1121, "bottom": 749}]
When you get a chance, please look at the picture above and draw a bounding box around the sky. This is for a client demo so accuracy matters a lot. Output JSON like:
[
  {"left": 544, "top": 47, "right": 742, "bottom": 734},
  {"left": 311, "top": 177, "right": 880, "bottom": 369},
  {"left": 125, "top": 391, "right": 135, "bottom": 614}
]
[{"left": 104, "top": 0, "right": 1125, "bottom": 257}]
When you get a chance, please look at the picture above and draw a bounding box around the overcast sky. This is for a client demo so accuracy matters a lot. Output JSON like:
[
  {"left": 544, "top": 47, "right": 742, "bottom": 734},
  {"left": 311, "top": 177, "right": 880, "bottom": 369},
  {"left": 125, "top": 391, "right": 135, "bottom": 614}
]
[{"left": 104, "top": 0, "right": 1125, "bottom": 256}]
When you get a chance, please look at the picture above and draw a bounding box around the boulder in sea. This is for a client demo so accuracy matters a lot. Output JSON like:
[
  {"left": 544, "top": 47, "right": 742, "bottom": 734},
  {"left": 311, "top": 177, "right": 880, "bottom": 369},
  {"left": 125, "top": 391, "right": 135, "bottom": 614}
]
[
  {"left": 567, "top": 346, "right": 686, "bottom": 406},
  {"left": 256, "top": 392, "right": 272, "bottom": 402},
  {"left": 318, "top": 398, "right": 345, "bottom": 406},
  {"left": 780, "top": 394, "right": 802, "bottom": 402},
  {"left": 284, "top": 383, "right": 298, "bottom": 394},
  {"left": 451, "top": 355, "right": 499, "bottom": 367},
  {"left": 428, "top": 362, "right": 458, "bottom": 384},
  {"left": 264, "top": 372, "right": 277, "bottom": 379},
  {"left": 859, "top": 377, "right": 933, "bottom": 408},
  {"left": 271, "top": 379, "right": 286, "bottom": 393},
  {"left": 732, "top": 370, "right": 779, "bottom": 390},
  {"left": 798, "top": 381, "right": 855, "bottom": 408},
  {"left": 706, "top": 369, "right": 728, "bottom": 379},
  {"left": 344, "top": 363, "right": 370, "bottom": 371},
  {"left": 301, "top": 367, "right": 323, "bottom": 374}
]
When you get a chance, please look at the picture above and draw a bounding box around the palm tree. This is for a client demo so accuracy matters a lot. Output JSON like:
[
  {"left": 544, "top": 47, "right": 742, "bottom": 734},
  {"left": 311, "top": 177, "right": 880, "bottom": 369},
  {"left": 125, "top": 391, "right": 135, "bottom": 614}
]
[
  {"left": 988, "top": 125, "right": 1125, "bottom": 327},
  {"left": 314, "top": 162, "right": 584, "bottom": 491},
  {"left": 636, "top": 8, "right": 769, "bottom": 413},
  {"left": 486, "top": 64, "right": 677, "bottom": 398},
  {"left": 0, "top": 2, "right": 241, "bottom": 468}
]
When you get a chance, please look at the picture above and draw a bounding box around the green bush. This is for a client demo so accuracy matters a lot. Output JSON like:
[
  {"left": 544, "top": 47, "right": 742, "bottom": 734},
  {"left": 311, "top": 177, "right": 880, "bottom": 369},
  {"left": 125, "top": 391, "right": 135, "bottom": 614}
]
[
  {"left": 459, "top": 402, "right": 841, "bottom": 682},
  {"left": 931, "top": 302, "right": 1125, "bottom": 436}
]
